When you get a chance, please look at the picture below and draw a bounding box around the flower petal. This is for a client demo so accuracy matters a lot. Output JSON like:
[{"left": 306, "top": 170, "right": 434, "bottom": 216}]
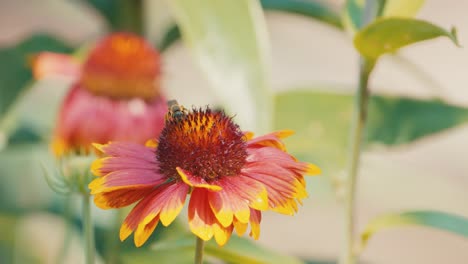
[
  {"left": 145, "top": 138, "right": 158, "bottom": 148},
  {"left": 233, "top": 217, "right": 248, "bottom": 236},
  {"left": 89, "top": 169, "right": 165, "bottom": 194},
  {"left": 243, "top": 146, "right": 318, "bottom": 215},
  {"left": 213, "top": 223, "right": 233, "bottom": 246},
  {"left": 246, "top": 130, "right": 294, "bottom": 151},
  {"left": 53, "top": 86, "right": 166, "bottom": 156},
  {"left": 249, "top": 209, "right": 262, "bottom": 240},
  {"left": 141, "top": 182, "right": 189, "bottom": 227},
  {"left": 176, "top": 167, "right": 222, "bottom": 191},
  {"left": 188, "top": 188, "right": 220, "bottom": 241},
  {"left": 120, "top": 182, "right": 188, "bottom": 244},
  {"left": 91, "top": 156, "right": 159, "bottom": 177},
  {"left": 208, "top": 175, "right": 268, "bottom": 227},
  {"left": 93, "top": 187, "right": 154, "bottom": 209},
  {"left": 33, "top": 52, "right": 81, "bottom": 80},
  {"left": 134, "top": 214, "right": 160, "bottom": 247},
  {"left": 93, "top": 142, "right": 156, "bottom": 162}
]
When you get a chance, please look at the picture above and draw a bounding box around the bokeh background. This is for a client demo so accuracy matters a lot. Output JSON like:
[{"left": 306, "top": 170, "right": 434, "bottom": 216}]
[{"left": 1, "top": 0, "right": 467, "bottom": 263}]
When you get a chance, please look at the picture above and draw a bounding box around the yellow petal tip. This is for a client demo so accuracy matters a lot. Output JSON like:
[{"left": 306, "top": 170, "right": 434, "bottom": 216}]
[
  {"left": 277, "top": 130, "right": 295, "bottom": 138},
  {"left": 92, "top": 143, "right": 106, "bottom": 153},
  {"left": 90, "top": 158, "right": 105, "bottom": 176},
  {"left": 306, "top": 163, "right": 321, "bottom": 175},
  {"left": 176, "top": 167, "right": 222, "bottom": 191},
  {"left": 120, "top": 223, "right": 132, "bottom": 241},
  {"left": 145, "top": 139, "right": 158, "bottom": 148}
]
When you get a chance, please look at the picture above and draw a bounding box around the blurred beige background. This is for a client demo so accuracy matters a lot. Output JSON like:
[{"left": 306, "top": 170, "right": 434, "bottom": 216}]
[{"left": 1, "top": 0, "right": 467, "bottom": 263}]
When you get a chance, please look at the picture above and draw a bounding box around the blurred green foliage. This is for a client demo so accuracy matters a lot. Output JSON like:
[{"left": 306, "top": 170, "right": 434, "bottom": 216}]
[
  {"left": 0, "top": 34, "right": 72, "bottom": 117},
  {"left": 159, "top": 0, "right": 341, "bottom": 52},
  {"left": 360, "top": 210, "right": 468, "bottom": 251},
  {"left": 275, "top": 90, "right": 468, "bottom": 171}
]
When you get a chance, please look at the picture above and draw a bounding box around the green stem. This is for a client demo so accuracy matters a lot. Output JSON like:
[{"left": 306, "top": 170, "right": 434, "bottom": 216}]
[
  {"left": 194, "top": 237, "right": 205, "bottom": 264},
  {"left": 340, "top": 58, "right": 375, "bottom": 264},
  {"left": 83, "top": 194, "right": 95, "bottom": 264},
  {"left": 55, "top": 196, "right": 73, "bottom": 264},
  {"left": 106, "top": 209, "right": 125, "bottom": 264},
  {"left": 115, "top": 0, "right": 144, "bottom": 35}
]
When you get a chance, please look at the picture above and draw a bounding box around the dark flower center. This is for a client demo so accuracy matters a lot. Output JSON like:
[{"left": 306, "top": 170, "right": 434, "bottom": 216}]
[{"left": 156, "top": 107, "right": 247, "bottom": 181}]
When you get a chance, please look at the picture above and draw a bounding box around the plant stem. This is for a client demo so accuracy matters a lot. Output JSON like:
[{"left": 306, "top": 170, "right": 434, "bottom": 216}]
[
  {"left": 83, "top": 194, "right": 95, "bottom": 264},
  {"left": 55, "top": 196, "right": 73, "bottom": 264},
  {"left": 340, "top": 57, "right": 374, "bottom": 264},
  {"left": 194, "top": 237, "right": 205, "bottom": 264},
  {"left": 116, "top": 0, "right": 144, "bottom": 35},
  {"left": 106, "top": 209, "right": 125, "bottom": 264}
]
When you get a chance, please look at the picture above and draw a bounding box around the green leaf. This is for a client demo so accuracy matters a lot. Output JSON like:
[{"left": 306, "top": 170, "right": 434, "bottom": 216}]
[
  {"left": 343, "top": 0, "right": 386, "bottom": 33},
  {"left": 354, "top": 18, "right": 459, "bottom": 59},
  {"left": 344, "top": 0, "right": 365, "bottom": 30},
  {"left": 158, "top": 25, "right": 182, "bottom": 52},
  {"left": 260, "top": 0, "right": 342, "bottom": 28},
  {"left": 206, "top": 236, "right": 304, "bottom": 264},
  {"left": 167, "top": 0, "right": 272, "bottom": 133},
  {"left": 274, "top": 90, "right": 468, "bottom": 171},
  {"left": 159, "top": 0, "right": 342, "bottom": 52},
  {"left": 381, "top": 0, "right": 425, "bottom": 17},
  {"left": 359, "top": 210, "right": 468, "bottom": 251},
  {"left": 152, "top": 235, "right": 304, "bottom": 264},
  {"left": 121, "top": 249, "right": 193, "bottom": 264},
  {"left": 0, "top": 34, "right": 72, "bottom": 118},
  {"left": 85, "top": 0, "right": 119, "bottom": 29},
  {"left": 367, "top": 96, "right": 468, "bottom": 145}
]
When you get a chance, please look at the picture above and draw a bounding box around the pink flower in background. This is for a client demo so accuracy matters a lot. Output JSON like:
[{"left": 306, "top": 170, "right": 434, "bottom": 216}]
[{"left": 34, "top": 33, "right": 167, "bottom": 156}]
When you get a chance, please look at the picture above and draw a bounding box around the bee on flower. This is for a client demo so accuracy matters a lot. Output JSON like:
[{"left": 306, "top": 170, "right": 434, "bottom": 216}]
[{"left": 89, "top": 101, "right": 321, "bottom": 247}]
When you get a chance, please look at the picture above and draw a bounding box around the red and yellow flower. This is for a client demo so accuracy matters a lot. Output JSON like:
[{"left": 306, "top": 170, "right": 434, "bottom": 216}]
[
  {"left": 34, "top": 32, "right": 167, "bottom": 156},
  {"left": 89, "top": 105, "right": 320, "bottom": 247}
]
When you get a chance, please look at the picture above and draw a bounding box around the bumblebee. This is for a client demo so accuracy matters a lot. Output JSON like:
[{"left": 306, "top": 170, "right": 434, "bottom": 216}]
[{"left": 166, "top": 100, "right": 188, "bottom": 121}]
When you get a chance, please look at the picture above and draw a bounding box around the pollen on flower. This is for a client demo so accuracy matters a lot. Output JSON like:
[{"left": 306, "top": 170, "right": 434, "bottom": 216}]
[{"left": 156, "top": 107, "right": 248, "bottom": 181}]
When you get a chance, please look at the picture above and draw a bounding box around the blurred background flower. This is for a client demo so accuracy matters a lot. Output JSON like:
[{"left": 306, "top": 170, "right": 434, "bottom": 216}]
[{"left": 35, "top": 32, "right": 167, "bottom": 157}]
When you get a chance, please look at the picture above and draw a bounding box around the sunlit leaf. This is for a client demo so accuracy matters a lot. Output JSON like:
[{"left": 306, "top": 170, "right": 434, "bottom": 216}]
[
  {"left": 381, "top": 0, "right": 425, "bottom": 17},
  {"left": 359, "top": 210, "right": 468, "bottom": 251},
  {"left": 159, "top": 0, "right": 341, "bottom": 52},
  {"left": 0, "top": 34, "right": 72, "bottom": 121},
  {"left": 354, "top": 18, "right": 459, "bottom": 59},
  {"left": 274, "top": 90, "right": 468, "bottom": 171},
  {"left": 152, "top": 235, "right": 304, "bottom": 264},
  {"left": 167, "top": 0, "right": 272, "bottom": 133}
]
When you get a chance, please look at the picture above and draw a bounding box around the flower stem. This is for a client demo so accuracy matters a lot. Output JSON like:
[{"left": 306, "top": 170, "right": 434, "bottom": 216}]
[
  {"left": 115, "top": 0, "right": 144, "bottom": 35},
  {"left": 340, "top": 57, "right": 374, "bottom": 264},
  {"left": 194, "top": 237, "right": 205, "bottom": 264},
  {"left": 82, "top": 193, "right": 95, "bottom": 264},
  {"left": 106, "top": 209, "right": 125, "bottom": 264},
  {"left": 55, "top": 196, "right": 73, "bottom": 264}
]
